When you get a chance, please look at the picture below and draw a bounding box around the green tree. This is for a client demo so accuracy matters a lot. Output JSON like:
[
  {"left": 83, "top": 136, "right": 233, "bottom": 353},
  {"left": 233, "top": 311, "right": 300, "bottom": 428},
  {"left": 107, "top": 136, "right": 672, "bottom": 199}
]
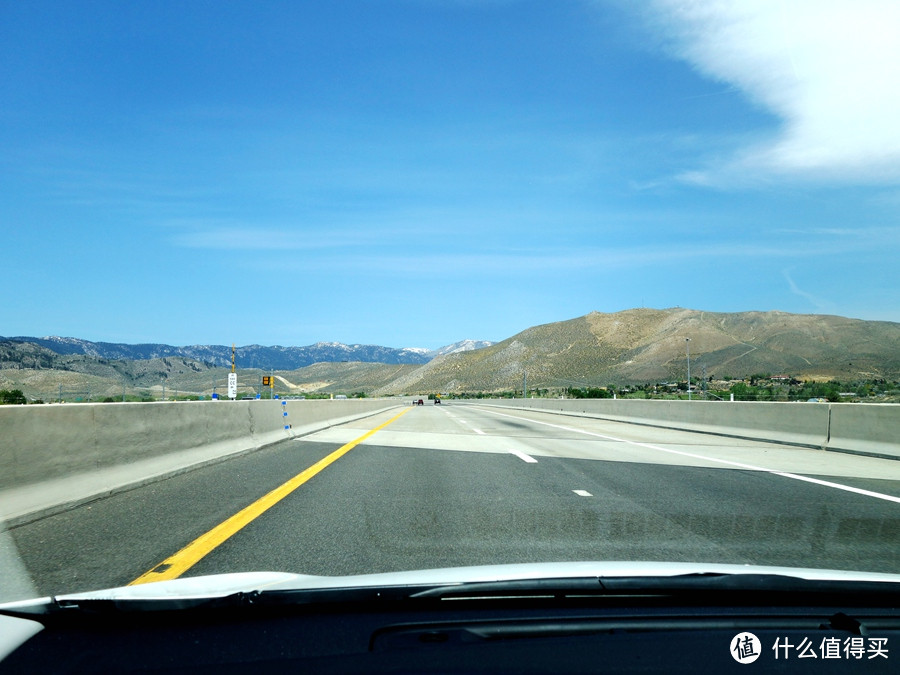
[
  {"left": 730, "top": 382, "right": 758, "bottom": 401},
  {"left": 566, "top": 386, "right": 613, "bottom": 399},
  {"left": 0, "top": 389, "right": 27, "bottom": 405}
]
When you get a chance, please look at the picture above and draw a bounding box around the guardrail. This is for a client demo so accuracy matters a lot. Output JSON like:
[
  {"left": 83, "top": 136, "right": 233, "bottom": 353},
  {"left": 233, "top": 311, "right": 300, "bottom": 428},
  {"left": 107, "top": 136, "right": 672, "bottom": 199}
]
[
  {"left": 464, "top": 399, "right": 900, "bottom": 460},
  {"left": 0, "top": 399, "right": 402, "bottom": 524}
]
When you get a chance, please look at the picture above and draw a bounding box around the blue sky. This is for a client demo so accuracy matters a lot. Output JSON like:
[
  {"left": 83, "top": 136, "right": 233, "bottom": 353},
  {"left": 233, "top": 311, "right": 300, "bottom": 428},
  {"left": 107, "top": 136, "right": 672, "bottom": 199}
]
[{"left": 2, "top": 0, "right": 898, "bottom": 349}]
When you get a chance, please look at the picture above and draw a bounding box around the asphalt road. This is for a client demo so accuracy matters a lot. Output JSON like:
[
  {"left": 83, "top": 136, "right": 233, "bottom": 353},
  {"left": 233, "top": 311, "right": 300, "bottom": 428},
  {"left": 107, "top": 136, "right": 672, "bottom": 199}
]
[{"left": 6, "top": 403, "right": 900, "bottom": 598}]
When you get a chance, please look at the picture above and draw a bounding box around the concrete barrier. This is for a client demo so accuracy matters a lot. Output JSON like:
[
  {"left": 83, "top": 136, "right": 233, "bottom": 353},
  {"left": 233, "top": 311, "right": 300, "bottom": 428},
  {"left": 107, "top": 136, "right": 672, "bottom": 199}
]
[
  {"left": 2, "top": 397, "right": 896, "bottom": 525},
  {"left": 0, "top": 398, "right": 401, "bottom": 493},
  {"left": 827, "top": 404, "right": 900, "bottom": 459},
  {"left": 465, "top": 399, "right": 899, "bottom": 459}
]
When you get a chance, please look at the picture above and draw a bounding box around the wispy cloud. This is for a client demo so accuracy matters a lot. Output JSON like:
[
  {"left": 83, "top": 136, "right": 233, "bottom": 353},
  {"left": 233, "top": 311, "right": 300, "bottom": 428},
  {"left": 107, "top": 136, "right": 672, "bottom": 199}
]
[
  {"left": 783, "top": 268, "right": 834, "bottom": 312},
  {"left": 167, "top": 221, "right": 405, "bottom": 251},
  {"left": 771, "top": 226, "right": 900, "bottom": 245},
  {"left": 646, "top": 0, "right": 900, "bottom": 185},
  {"left": 243, "top": 237, "right": 880, "bottom": 277}
]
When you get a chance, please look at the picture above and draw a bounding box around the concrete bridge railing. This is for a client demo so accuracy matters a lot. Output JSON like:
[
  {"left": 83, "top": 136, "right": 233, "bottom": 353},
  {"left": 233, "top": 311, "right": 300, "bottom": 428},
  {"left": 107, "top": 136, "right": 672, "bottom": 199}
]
[
  {"left": 0, "top": 399, "right": 402, "bottom": 524},
  {"left": 464, "top": 399, "right": 899, "bottom": 460}
]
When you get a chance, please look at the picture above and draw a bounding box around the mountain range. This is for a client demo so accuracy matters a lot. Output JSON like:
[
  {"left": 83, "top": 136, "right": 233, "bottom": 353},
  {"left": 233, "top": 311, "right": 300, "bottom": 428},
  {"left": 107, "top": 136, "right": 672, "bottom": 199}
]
[
  {"left": 0, "top": 336, "right": 494, "bottom": 370},
  {"left": 1, "top": 309, "right": 897, "bottom": 399}
]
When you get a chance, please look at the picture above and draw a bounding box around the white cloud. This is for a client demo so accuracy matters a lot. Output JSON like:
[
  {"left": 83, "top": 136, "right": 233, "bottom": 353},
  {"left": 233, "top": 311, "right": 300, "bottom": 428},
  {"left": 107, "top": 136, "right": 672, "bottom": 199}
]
[
  {"left": 646, "top": 0, "right": 900, "bottom": 184},
  {"left": 783, "top": 268, "right": 834, "bottom": 312},
  {"left": 255, "top": 236, "right": 876, "bottom": 277},
  {"left": 167, "top": 222, "right": 395, "bottom": 251}
]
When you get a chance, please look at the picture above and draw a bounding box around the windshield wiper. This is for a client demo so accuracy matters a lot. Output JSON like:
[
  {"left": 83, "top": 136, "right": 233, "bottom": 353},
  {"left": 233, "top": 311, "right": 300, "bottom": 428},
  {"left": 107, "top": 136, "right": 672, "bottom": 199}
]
[
  {"left": 0, "top": 584, "right": 428, "bottom": 618},
  {"left": 409, "top": 573, "right": 900, "bottom": 603},
  {"left": 5, "top": 572, "right": 900, "bottom": 620}
]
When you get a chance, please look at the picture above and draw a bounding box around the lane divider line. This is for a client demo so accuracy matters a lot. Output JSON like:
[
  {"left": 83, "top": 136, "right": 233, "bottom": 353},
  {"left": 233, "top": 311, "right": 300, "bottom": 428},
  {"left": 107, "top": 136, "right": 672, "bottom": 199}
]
[
  {"left": 573, "top": 489, "right": 593, "bottom": 497},
  {"left": 452, "top": 415, "right": 485, "bottom": 436},
  {"left": 475, "top": 407, "right": 900, "bottom": 506},
  {"left": 509, "top": 448, "right": 538, "bottom": 463},
  {"left": 129, "top": 406, "right": 412, "bottom": 586}
]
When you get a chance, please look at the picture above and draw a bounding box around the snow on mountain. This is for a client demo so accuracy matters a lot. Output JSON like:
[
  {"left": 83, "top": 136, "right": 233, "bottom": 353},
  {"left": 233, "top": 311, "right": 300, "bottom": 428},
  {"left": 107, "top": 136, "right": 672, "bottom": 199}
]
[
  {"left": 433, "top": 340, "right": 494, "bottom": 356},
  {"left": 3, "top": 335, "right": 495, "bottom": 370}
]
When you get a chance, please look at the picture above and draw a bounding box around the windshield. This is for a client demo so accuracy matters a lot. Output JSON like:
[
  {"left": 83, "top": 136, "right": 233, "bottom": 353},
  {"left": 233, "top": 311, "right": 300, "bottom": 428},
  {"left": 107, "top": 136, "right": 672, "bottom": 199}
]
[{"left": 1, "top": 0, "right": 899, "bottom": 607}]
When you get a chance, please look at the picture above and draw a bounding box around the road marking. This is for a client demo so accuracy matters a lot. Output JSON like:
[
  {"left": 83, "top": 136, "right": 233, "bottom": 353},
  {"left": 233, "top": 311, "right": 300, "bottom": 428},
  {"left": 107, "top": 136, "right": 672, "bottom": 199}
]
[
  {"left": 129, "top": 407, "right": 412, "bottom": 586},
  {"left": 573, "top": 489, "right": 593, "bottom": 497},
  {"left": 509, "top": 448, "right": 538, "bottom": 463},
  {"left": 475, "top": 407, "right": 900, "bottom": 505},
  {"left": 453, "top": 415, "right": 486, "bottom": 436}
]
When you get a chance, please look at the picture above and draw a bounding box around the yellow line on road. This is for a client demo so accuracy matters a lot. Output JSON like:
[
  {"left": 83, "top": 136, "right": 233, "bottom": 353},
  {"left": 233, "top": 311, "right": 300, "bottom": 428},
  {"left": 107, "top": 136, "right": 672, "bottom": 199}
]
[{"left": 129, "top": 406, "right": 411, "bottom": 585}]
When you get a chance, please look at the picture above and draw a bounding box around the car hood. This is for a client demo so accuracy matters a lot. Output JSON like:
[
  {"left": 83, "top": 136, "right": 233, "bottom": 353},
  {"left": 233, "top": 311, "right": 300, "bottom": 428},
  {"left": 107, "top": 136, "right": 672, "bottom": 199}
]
[{"left": 4, "top": 560, "right": 900, "bottom": 609}]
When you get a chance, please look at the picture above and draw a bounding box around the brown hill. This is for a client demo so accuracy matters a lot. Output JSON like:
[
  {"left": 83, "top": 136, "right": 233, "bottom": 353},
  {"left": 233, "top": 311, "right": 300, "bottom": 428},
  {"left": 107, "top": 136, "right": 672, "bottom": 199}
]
[
  {"left": 0, "top": 340, "right": 419, "bottom": 400},
  {"left": 2, "top": 309, "right": 897, "bottom": 400},
  {"left": 373, "top": 308, "right": 900, "bottom": 394}
]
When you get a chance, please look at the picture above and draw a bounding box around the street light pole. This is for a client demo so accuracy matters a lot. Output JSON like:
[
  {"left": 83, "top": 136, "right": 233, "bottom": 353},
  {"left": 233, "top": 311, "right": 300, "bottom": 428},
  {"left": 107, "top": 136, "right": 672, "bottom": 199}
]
[{"left": 685, "top": 338, "right": 692, "bottom": 401}]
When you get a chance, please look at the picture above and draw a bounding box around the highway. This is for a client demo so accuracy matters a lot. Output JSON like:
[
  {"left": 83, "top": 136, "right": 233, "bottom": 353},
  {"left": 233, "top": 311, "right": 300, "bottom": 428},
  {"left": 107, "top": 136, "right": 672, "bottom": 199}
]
[{"left": 7, "top": 402, "right": 900, "bottom": 598}]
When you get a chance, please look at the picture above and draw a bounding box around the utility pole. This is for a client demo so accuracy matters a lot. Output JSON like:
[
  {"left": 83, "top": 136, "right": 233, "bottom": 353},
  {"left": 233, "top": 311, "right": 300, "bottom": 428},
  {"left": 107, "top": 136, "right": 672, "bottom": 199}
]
[
  {"left": 685, "top": 338, "right": 692, "bottom": 401},
  {"left": 523, "top": 371, "right": 527, "bottom": 399}
]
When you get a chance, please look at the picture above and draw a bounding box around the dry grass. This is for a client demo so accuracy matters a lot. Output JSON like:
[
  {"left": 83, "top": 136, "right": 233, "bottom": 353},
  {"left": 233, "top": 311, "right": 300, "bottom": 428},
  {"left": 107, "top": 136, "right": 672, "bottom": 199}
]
[{"left": 3, "top": 308, "right": 898, "bottom": 399}]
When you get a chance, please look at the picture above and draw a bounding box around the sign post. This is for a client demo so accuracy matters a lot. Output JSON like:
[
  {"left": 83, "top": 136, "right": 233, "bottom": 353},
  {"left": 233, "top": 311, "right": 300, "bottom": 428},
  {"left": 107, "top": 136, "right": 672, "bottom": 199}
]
[{"left": 228, "top": 343, "right": 237, "bottom": 400}]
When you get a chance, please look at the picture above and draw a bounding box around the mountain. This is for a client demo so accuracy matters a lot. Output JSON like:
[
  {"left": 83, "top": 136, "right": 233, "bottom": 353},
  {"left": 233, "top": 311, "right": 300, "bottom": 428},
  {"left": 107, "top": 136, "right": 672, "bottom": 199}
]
[
  {"left": 0, "top": 341, "right": 425, "bottom": 401},
  {"left": 431, "top": 339, "right": 495, "bottom": 357},
  {"left": 0, "top": 337, "right": 493, "bottom": 370},
  {"left": 2, "top": 309, "right": 897, "bottom": 399},
  {"left": 371, "top": 308, "right": 900, "bottom": 395},
  {"left": 0, "top": 335, "right": 495, "bottom": 400}
]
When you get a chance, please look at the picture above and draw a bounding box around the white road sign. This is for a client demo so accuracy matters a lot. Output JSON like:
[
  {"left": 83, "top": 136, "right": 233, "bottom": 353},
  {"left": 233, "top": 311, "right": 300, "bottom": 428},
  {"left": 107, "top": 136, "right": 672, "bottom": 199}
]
[{"left": 227, "top": 372, "right": 237, "bottom": 400}]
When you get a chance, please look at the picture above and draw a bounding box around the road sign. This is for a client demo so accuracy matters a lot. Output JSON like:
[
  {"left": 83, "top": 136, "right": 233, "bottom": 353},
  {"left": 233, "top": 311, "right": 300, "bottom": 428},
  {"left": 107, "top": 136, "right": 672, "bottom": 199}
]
[{"left": 228, "top": 372, "right": 237, "bottom": 400}]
